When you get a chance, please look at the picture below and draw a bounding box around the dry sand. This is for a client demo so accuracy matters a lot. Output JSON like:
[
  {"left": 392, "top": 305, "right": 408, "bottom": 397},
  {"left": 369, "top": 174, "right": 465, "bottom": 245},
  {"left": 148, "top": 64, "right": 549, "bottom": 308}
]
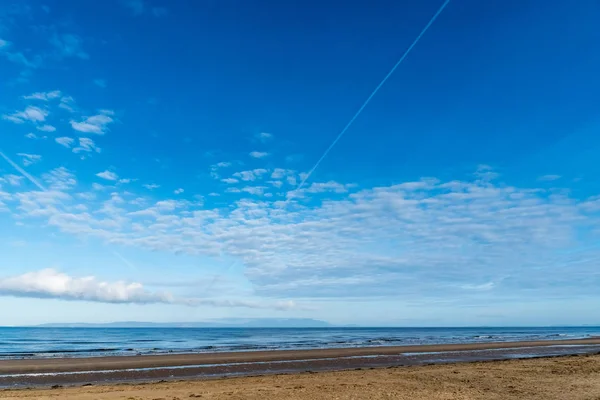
[{"left": 2, "top": 353, "right": 600, "bottom": 399}]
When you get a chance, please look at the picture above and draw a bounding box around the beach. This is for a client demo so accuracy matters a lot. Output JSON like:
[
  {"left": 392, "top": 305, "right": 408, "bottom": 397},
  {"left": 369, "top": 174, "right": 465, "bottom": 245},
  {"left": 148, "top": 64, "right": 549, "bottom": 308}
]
[
  {"left": 0, "top": 337, "right": 600, "bottom": 394},
  {"left": 1, "top": 351, "right": 600, "bottom": 399}
]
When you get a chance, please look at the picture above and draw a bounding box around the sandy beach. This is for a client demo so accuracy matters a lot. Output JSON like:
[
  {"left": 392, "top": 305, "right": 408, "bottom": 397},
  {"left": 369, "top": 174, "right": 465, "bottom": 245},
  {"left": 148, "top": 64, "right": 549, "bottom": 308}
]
[
  {"left": 0, "top": 338, "right": 599, "bottom": 395},
  {"left": 1, "top": 352, "right": 599, "bottom": 399}
]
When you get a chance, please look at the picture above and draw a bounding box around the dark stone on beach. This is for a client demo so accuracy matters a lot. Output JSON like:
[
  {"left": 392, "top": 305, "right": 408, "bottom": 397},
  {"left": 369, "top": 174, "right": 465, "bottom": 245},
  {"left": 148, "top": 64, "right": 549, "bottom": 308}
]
[{"left": 50, "top": 385, "right": 63, "bottom": 389}]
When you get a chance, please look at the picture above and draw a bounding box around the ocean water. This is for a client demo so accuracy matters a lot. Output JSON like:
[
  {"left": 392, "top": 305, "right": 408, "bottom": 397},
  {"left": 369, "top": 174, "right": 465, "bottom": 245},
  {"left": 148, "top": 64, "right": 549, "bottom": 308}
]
[{"left": 0, "top": 326, "right": 598, "bottom": 360}]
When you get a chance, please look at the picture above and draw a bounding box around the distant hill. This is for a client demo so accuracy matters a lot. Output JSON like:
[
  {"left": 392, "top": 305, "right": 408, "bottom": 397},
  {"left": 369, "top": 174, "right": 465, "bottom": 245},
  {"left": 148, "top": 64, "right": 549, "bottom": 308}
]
[{"left": 35, "top": 318, "right": 332, "bottom": 328}]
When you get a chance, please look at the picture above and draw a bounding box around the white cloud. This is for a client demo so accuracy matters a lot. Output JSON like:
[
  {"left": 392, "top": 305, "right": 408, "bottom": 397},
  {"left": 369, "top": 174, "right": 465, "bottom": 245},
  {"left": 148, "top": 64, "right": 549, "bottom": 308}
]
[
  {"left": 93, "top": 79, "right": 106, "bottom": 88},
  {"left": 2, "top": 174, "right": 24, "bottom": 186},
  {"left": 55, "top": 137, "right": 74, "bottom": 148},
  {"left": 0, "top": 39, "right": 9, "bottom": 49},
  {"left": 72, "top": 138, "right": 101, "bottom": 154},
  {"left": 25, "top": 133, "right": 38, "bottom": 139},
  {"left": 233, "top": 169, "right": 268, "bottom": 182},
  {"left": 70, "top": 110, "right": 114, "bottom": 134},
  {"left": 256, "top": 132, "right": 273, "bottom": 142},
  {"left": 0, "top": 269, "right": 173, "bottom": 305},
  {"left": 37, "top": 124, "right": 56, "bottom": 132},
  {"left": 17, "top": 153, "right": 42, "bottom": 167},
  {"left": 59, "top": 96, "right": 76, "bottom": 113},
  {"left": 23, "top": 90, "right": 62, "bottom": 101},
  {"left": 42, "top": 167, "right": 77, "bottom": 191},
  {"left": 241, "top": 186, "right": 267, "bottom": 195},
  {"left": 174, "top": 188, "right": 184, "bottom": 194},
  {"left": 221, "top": 178, "right": 239, "bottom": 184},
  {"left": 2, "top": 106, "right": 48, "bottom": 124},
  {"left": 267, "top": 180, "right": 283, "bottom": 188},
  {"left": 271, "top": 168, "right": 288, "bottom": 179},
  {"left": 249, "top": 151, "right": 269, "bottom": 159},
  {"left": 6, "top": 165, "right": 600, "bottom": 303},
  {"left": 143, "top": 183, "right": 160, "bottom": 190},
  {"left": 96, "top": 170, "right": 119, "bottom": 181},
  {"left": 305, "top": 181, "right": 352, "bottom": 193},
  {"left": 210, "top": 162, "right": 233, "bottom": 179}
]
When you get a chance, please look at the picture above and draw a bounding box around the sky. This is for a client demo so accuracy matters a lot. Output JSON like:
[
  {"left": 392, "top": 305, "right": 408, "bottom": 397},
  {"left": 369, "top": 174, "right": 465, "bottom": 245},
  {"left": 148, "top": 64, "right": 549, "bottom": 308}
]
[{"left": 0, "top": 0, "right": 600, "bottom": 326}]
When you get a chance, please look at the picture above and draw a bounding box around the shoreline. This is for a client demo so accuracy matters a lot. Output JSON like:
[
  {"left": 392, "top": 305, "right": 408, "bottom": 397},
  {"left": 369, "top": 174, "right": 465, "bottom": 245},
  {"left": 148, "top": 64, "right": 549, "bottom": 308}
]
[
  {"left": 2, "top": 353, "right": 600, "bottom": 399},
  {"left": 1, "top": 337, "right": 600, "bottom": 388},
  {"left": 1, "top": 337, "right": 599, "bottom": 374}
]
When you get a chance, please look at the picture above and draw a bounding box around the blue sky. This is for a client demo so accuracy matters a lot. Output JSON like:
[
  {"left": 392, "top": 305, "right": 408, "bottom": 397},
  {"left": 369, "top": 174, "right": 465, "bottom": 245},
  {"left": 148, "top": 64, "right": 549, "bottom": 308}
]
[{"left": 1, "top": 0, "right": 600, "bottom": 326}]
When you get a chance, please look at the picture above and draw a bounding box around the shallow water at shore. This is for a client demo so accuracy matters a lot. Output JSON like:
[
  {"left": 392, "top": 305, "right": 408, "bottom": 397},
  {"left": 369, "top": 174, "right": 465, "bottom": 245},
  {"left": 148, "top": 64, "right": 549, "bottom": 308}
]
[
  {"left": 1, "top": 339, "right": 599, "bottom": 388},
  {"left": 2, "top": 326, "right": 599, "bottom": 359}
]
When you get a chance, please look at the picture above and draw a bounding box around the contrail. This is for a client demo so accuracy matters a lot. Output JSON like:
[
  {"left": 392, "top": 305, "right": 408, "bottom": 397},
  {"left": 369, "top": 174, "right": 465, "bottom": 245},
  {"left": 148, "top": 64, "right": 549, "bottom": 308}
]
[
  {"left": 0, "top": 150, "right": 46, "bottom": 191},
  {"left": 210, "top": 0, "right": 452, "bottom": 286},
  {"left": 1, "top": 149, "right": 138, "bottom": 272},
  {"left": 292, "top": 0, "right": 451, "bottom": 196}
]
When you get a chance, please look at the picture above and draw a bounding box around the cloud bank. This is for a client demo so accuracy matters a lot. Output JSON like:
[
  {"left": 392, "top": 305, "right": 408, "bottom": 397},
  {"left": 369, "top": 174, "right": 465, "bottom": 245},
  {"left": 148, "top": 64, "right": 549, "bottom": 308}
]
[{"left": 0, "top": 269, "right": 298, "bottom": 310}]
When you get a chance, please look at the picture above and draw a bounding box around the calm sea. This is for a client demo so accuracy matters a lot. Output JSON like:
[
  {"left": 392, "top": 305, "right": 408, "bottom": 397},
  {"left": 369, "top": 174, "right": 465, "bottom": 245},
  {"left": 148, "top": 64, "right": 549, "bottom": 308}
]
[{"left": 1, "top": 326, "right": 599, "bottom": 360}]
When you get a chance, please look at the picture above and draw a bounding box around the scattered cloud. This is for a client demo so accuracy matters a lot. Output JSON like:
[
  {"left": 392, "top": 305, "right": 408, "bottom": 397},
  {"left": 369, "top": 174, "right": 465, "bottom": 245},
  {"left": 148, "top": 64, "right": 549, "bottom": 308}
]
[
  {"left": 174, "top": 188, "right": 184, "bottom": 194},
  {"left": 70, "top": 110, "right": 114, "bottom": 134},
  {"left": 539, "top": 174, "right": 561, "bottom": 182},
  {"left": 210, "top": 161, "right": 233, "bottom": 179},
  {"left": 72, "top": 138, "right": 101, "bottom": 154},
  {"left": 0, "top": 39, "right": 9, "bottom": 49},
  {"left": 241, "top": 186, "right": 267, "bottom": 195},
  {"left": 221, "top": 178, "right": 239, "bottom": 184},
  {"left": 4, "top": 163, "right": 600, "bottom": 303},
  {"left": 59, "top": 96, "right": 76, "bottom": 113},
  {"left": 1, "top": 50, "right": 42, "bottom": 69},
  {"left": 93, "top": 79, "right": 106, "bottom": 88},
  {"left": 50, "top": 33, "right": 89, "bottom": 60},
  {"left": 55, "top": 137, "right": 74, "bottom": 148},
  {"left": 23, "top": 90, "right": 62, "bottom": 101},
  {"left": 2, "top": 174, "right": 24, "bottom": 186},
  {"left": 233, "top": 169, "right": 268, "bottom": 182},
  {"left": 96, "top": 170, "right": 119, "bottom": 181},
  {"left": 249, "top": 151, "right": 269, "bottom": 159},
  {"left": 37, "top": 124, "right": 56, "bottom": 132},
  {"left": 17, "top": 153, "right": 42, "bottom": 167},
  {"left": 304, "top": 181, "right": 352, "bottom": 193},
  {"left": 143, "top": 183, "right": 160, "bottom": 190},
  {"left": 2, "top": 106, "right": 48, "bottom": 124},
  {"left": 256, "top": 132, "right": 273, "bottom": 142}
]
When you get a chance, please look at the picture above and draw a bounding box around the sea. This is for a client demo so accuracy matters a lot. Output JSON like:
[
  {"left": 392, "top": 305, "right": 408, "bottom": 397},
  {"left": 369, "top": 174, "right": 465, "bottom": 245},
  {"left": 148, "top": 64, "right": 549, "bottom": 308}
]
[{"left": 1, "top": 326, "right": 599, "bottom": 360}]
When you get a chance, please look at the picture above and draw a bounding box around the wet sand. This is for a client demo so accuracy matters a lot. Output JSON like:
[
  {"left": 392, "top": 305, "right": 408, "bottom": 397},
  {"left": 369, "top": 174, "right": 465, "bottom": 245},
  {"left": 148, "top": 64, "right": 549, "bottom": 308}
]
[
  {"left": 0, "top": 338, "right": 599, "bottom": 388},
  {"left": 2, "top": 352, "right": 600, "bottom": 399}
]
